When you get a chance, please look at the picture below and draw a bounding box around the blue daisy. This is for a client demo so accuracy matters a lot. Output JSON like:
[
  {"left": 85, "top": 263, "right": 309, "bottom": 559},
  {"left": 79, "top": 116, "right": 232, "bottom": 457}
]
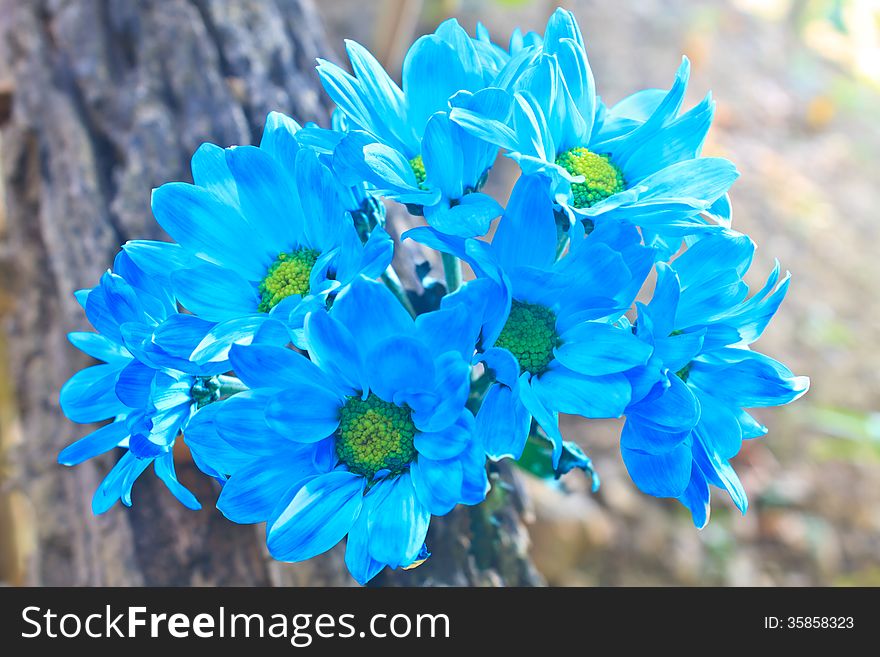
[
  {"left": 450, "top": 8, "right": 738, "bottom": 249},
  {"left": 58, "top": 250, "right": 235, "bottom": 513},
  {"left": 621, "top": 230, "right": 809, "bottom": 526},
  {"left": 407, "top": 175, "right": 654, "bottom": 469},
  {"left": 132, "top": 111, "right": 393, "bottom": 365},
  {"left": 197, "top": 276, "right": 488, "bottom": 584},
  {"left": 318, "top": 19, "right": 506, "bottom": 237}
]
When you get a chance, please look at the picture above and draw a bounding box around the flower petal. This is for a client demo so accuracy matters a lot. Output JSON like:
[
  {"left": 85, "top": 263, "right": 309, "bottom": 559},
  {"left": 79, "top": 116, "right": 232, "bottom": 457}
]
[
  {"left": 265, "top": 385, "right": 342, "bottom": 443},
  {"left": 366, "top": 474, "right": 430, "bottom": 569},
  {"left": 556, "top": 321, "right": 652, "bottom": 376},
  {"left": 267, "top": 470, "right": 365, "bottom": 562}
]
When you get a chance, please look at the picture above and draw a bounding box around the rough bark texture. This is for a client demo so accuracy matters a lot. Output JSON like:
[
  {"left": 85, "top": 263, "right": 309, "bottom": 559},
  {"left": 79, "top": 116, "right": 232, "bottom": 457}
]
[{"left": 0, "top": 0, "right": 541, "bottom": 587}]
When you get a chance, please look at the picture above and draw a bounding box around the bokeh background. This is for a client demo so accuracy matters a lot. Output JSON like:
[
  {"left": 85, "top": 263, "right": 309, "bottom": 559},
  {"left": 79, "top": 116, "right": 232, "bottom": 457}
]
[{"left": 1, "top": 0, "right": 879, "bottom": 586}]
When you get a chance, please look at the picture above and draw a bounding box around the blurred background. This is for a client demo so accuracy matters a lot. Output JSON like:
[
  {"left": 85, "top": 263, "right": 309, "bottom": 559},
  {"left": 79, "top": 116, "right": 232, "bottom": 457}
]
[{"left": 1, "top": 0, "right": 879, "bottom": 586}]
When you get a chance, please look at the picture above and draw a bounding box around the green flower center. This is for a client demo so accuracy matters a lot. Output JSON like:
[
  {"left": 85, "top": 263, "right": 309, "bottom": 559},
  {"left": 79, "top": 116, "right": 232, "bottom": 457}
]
[
  {"left": 495, "top": 300, "right": 559, "bottom": 375},
  {"left": 555, "top": 147, "right": 625, "bottom": 209},
  {"left": 409, "top": 154, "right": 428, "bottom": 190},
  {"left": 335, "top": 393, "right": 417, "bottom": 479},
  {"left": 257, "top": 248, "right": 320, "bottom": 313}
]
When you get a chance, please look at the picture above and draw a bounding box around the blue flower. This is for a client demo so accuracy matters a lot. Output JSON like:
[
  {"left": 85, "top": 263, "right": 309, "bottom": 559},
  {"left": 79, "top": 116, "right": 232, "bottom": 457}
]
[
  {"left": 621, "top": 231, "right": 809, "bottom": 526},
  {"left": 196, "top": 276, "right": 488, "bottom": 584},
  {"left": 407, "top": 175, "right": 654, "bottom": 469},
  {"left": 133, "top": 111, "right": 393, "bottom": 365},
  {"left": 450, "top": 8, "right": 738, "bottom": 250},
  {"left": 58, "top": 250, "right": 228, "bottom": 513},
  {"left": 318, "top": 19, "right": 505, "bottom": 237}
]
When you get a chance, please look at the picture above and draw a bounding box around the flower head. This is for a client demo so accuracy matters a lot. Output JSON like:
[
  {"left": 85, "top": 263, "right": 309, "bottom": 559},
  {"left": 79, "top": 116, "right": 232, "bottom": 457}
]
[
  {"left": 621, "top": 231, "right": 809, "bottom": 525},
  {"left": 58, "top": 249, "right": 226, "bottom": 513},
  {"left": 134, "top": 111, "right": 393, "bottom": 365},
  {"left": 319, "top": 20, "right": 505, "bottom": 237},
  {"left": 195, "top": 277, "right": 487, "bottom": 584},
  {"left": 407, "top": 175, "right": 654, "bottom": 468},
  {"left": 450, "top": 8, "right": 738, "bottom": 252}
]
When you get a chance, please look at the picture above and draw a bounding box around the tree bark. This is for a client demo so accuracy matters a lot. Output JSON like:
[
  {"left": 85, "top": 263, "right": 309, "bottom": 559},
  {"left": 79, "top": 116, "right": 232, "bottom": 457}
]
[{"left": 0, "top": 0, "right": 542, "bottom": 587}]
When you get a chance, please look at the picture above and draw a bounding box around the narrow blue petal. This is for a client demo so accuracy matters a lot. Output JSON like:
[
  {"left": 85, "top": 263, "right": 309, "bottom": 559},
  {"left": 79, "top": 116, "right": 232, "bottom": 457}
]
[
  {"left": 267, "top": 470, "right": 365, "bottom": 562},
  {"left": 92, "top": 452, "right": 150, "bottom": 514},
  {"left": 692, "top": 434, "right": 747, "bottom": 515},
  {"left": 366, "top": 474, "right": 430, "bottom": 569},
  {"left": 172, "top": 263, "right": 259, "bottom": 321},
  {"left": 688, "top": 349, "right": 809, "bottom": 408},
  {"left": 421, "top": 111, "right": 464, "bottom": 200},
  {"left": 476, "top": 382, "right": 531, "bottom": 460},
  {"left": 295, "top": 148, "right": 345, "bottom": 252},
  {"left": 620, "top": 418, "right": 688, "bottom": 456},
  {"left": 191, "top": 143, "right": 238, "bottom": 205},
  {"left": 691, "top": 388, "right": 743, "bottom": 460},
  {"left": 304, "top": 309, "right": 366, "bottom": 396},
  {"left": 150, "top": 183, "right": 270, "bottom": 280},
  {"left": 423, "top": 192, "right": 502, "bottom": 238},
  {"left": 259, "top": 111, "right": 303, "bottom": 168},
  {"left": 677, "top": 464, "right": 711, "bottom": 528},
  {"left": 154, "top": 453, "right": 201, "bottom": 510},
  {"left": 190, "top": 315, "right": 282, "bottom": 364},
  {"left": 85, "top": 272, "right": 147, "bottom": 345},
  {"left": 492, "top": 175, "right": 557, "bottom": 272},
  {"left": 411, "top": 455, "right": 463, "bottom": 516},
  {"left": 265, "top": 385, "right": 342, "bottom": 443},
  {"left": 634, "top": 157, "right": 739, "bottom": 207},
  {"left": 366, "top": 336, "right": 435, "bottom": 402},
  {"left": 122, "top": 240, "right": 193, "bottom": 283},
  {"left": 543, "top": 8, "right": 584, "bottom": 51},
  {"left": 214, "top": 391, "right": 295, "bottom": 455},
  {"left": 460, "top": 437, "right": 490, "bottom": 505},
  {"left": 414, "top": 412, "right": 471, "bottom": 460},
  {"left": 225, "top": 144, "right": 302, "bottom": 251},
  {"left": 58, "top": 420, "right": 130, "bottom": 466},
  {"left": 534, "top": 364, "right": 631, "bottom": 419},
  {"left": 60, "top": 363, "right": 126, "bottom": 423},
  {"left": 414, "top": 302, "right": 481, "bottom": 361},
  {"left": 114, "top": 360, "right": 156, "bottom": 408},
  {"left": 68, "top": 331, "right": 130, "bottom": 364},
  {"left": 621, "top": 443, "right": 692, "bottom": 498},
  {"left": 556, "top": 321, "right": 652, "bottom": 376},
  {"left": 652, "top": 329, "right": 706, "bottom": 374},
  {"left": 403, "top": 35, "right": 471, "bottom": 134},
  {"left": 517, "top": 373, "right": 564, "bottom": 466},
  {"left": 218, "top": 447, "right": 322, "bottom": 524},
  {"left": 330, "top": 277, "right": 413, "bottom": 353},
  {"left": 229, "top": 343, "right": 338, "bottom": 394},
  {"left": 344, "top": 499, "right": 385, "bottom": 585},
  {"left": 476, "top": 347, "right": 520, "bottom": 388},
  {"left": 622, "top": 93, "right": 715, "bottom": 181},
  {"left": 408, "top": 352, "right": 470, "bottom": 433},
  {"left": 183, "top": 403, "right": 253, "bottom": 477}
]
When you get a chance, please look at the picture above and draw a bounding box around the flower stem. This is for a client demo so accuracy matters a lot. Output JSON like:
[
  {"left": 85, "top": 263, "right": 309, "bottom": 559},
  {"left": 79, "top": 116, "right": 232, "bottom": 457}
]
[
  {"left": 442, "top": 253, "right": 462, "bottom": 294},
  {"left": 381, "top": 266, "right": 417, "bottom": 318}
]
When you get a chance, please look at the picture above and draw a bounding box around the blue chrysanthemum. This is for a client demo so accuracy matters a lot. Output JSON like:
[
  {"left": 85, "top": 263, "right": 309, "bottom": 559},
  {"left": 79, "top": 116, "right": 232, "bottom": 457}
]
[
  {"left": 190, "top": 277, "right": 488, "bottom": 584},
  {"left": 318, "top": 19, "right": 506, "bottom": 237},
  {"left": 407, "top": 175, "right": 654, "bottom": 469},
  {"left": 58, "top": 250, "right": 232, "bottom": 513},
  {"left": 132, "top": 111, "right": 393, "bottom": 365},
  {"left": 621, "top": 231, "right": 809, "bottom": 526},
  {"left": 450, "top": 8, "right": 738, "bottom": 250}
]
